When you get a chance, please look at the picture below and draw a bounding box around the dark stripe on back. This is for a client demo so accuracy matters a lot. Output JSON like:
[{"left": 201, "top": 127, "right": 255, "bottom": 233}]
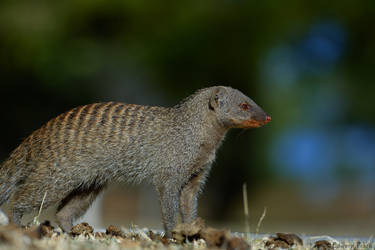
[
  {"left": 100, "top": 102, "right": 116, "bottom": 127},
  {"left": 76, "top": 105, "right": 91, "bottom": 131},
  {"left": 75, "top": 104, "right": 97, "bottom": 147},
  {"left": 65, "top": 106, "right": 81, "bottom": 131},
  {"left": 86, "top": 103, "right": 105, "bottom": 131},
  {"left": 109, "top": 103, "right": 126, "bottom": 138}
]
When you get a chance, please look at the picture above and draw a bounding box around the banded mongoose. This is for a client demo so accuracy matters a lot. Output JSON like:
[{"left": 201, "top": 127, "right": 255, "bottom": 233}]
[{"left": 0, "top": 86, "right": 271, "bottom": 237}]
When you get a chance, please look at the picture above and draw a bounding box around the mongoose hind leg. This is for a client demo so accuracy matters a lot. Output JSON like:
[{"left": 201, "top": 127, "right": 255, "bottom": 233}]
[
  {"left": 179, "top": 168, "right": 210, "bottom": 223},
  {"left": 56, "top": 186, "right": 104, "bottom": 232},
  {"left": 8, "top": 184, "right": 52, "bottom": 227},
  {"left": 9, "top": 208, "right": 24, "bottom": 226}
]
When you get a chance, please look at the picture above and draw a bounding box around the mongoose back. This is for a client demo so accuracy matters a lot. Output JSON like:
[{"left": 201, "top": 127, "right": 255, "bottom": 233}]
[{"left": 0, "top": 86, "right": 271, "bottom": 237}]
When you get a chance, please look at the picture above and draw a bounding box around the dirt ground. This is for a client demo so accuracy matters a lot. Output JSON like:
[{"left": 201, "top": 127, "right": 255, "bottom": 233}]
[{"left": 0, "top": 218, "right": 374, "bottom": 250}]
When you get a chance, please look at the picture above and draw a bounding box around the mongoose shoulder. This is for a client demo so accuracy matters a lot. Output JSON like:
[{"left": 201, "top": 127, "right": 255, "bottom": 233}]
[{"left": 0, "top": 86, "right": 270, "bottom": 237}]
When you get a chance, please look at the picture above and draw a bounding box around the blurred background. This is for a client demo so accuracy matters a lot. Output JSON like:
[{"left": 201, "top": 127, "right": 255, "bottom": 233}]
[{"left": 0, "top": 0, "right": 374, "bottom": 237}]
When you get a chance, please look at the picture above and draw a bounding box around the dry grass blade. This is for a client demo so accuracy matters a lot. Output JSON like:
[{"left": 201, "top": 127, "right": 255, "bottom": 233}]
[
  {"left": 256, "top": 207, "right": 267, "bottom": 236},
  {"left": 33, "top": 191, "right": 47, "bottom": 225},
  {"left": 242, "top": 183, "right": 250, "bottom": 240}
]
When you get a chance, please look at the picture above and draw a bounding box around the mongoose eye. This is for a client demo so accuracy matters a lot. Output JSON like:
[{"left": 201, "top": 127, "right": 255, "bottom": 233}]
[{"left": 239, "top": 102, "right": 250, "bottom": 111}]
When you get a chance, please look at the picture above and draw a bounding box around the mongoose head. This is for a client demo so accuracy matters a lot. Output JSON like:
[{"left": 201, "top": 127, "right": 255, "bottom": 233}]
[{"left": 209, "top": 86, "right": 271, "bottom": 129}]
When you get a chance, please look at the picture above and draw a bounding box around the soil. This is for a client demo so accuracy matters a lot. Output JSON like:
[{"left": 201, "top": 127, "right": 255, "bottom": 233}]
[
  {"left": 0, "top": 219, "right": 372, "bottom": 249},
  {"left": 69, "top": 222, "right": 94, "bottom": 236},
  {"left": 106, "top": 225, "right": 122, "bottom": 237},
  {"left": 264, "top": 232, "right": 303, "bottom": 249},
  {"left": 172, "top": 218, "right": 249, "bottom": 249},
  {"left": 313, "top": 240, "right": 333, "bottom": 250}
]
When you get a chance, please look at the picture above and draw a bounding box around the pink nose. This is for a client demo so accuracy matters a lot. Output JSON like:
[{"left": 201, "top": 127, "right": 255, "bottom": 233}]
[{"left": 265, "top": 116, "right": 271, "bottom": 124}]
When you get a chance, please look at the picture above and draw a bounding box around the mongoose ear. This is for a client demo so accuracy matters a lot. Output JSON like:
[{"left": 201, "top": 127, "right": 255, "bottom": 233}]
[{"left": 209, "top": 87, "right": 225, "bottom": 111}]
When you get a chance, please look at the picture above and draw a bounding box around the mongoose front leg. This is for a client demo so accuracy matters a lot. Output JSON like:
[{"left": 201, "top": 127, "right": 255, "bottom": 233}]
[
  {"left": 179, "top": 168, "right": 210, "bottom": 223},
  {"left": 56, "top": 186, "right": 103, "bottom": 232},
  {"left": 157, "top": 184, "right": 180, "bottom": 238}
]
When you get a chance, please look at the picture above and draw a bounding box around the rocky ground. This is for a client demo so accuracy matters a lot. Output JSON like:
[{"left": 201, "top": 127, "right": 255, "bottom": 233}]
[{"left": 0, "top": 218, "right": 373, "bottom": 249}]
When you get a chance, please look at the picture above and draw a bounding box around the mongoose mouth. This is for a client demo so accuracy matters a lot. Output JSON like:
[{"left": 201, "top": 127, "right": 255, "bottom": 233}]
[{"left": 236, "top": 115, "right": 271, "bottom": 128}]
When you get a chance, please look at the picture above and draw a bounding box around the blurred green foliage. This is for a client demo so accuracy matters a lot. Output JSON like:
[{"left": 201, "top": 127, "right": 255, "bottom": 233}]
[{"left": 0, "top": 0, "right": 374, "bottom": 227}]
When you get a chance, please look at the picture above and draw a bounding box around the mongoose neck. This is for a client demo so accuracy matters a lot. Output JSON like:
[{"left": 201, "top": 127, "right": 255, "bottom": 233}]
[{"left": 173, "top": 89, "right": 228, "bottom": 141}]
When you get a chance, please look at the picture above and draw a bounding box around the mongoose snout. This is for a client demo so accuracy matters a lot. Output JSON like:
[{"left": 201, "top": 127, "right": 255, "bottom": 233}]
[
  {"left": 238, "top": 114, "right": 272, "bottom": 128},
  {"left": 236, "top": 115, "right": 272, "bottom": 129},
  {"left": 0, "top": 86, "right": 270, "bottom": 237}
]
